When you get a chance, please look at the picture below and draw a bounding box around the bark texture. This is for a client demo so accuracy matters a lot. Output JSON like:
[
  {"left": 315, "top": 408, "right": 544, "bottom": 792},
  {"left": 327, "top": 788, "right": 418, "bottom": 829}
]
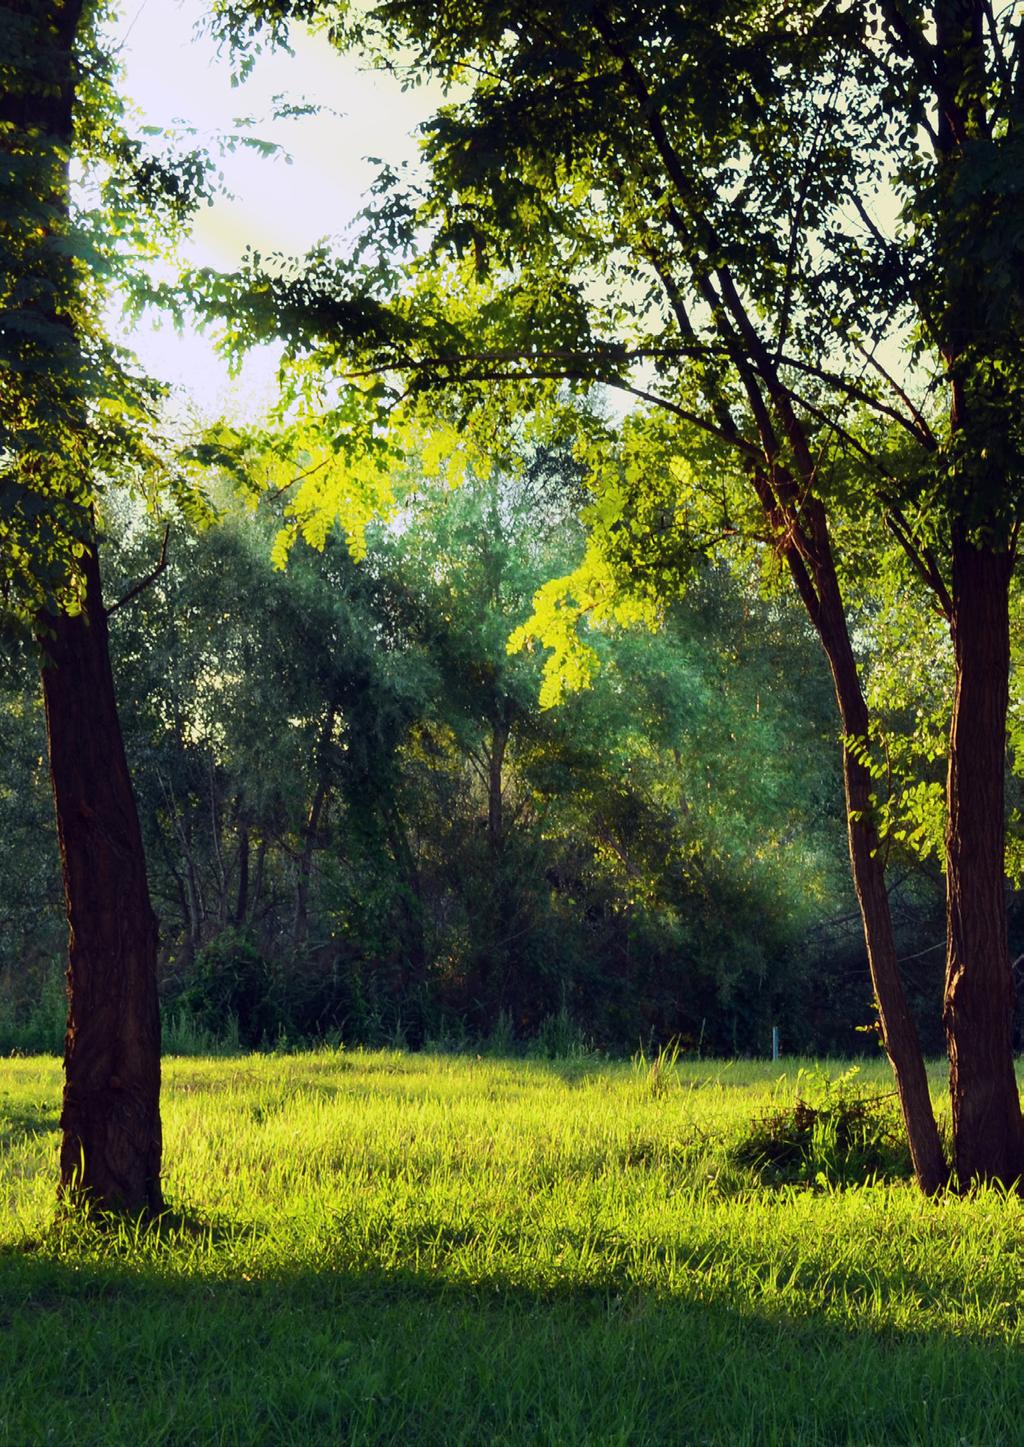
[
  {"left": 487, "top": 718, "right": 509, "bottom": 855},
  {"left": 834, "top": 674, "right": 948, "bottom": 1195},
  {"left": 40, "top": 545, "right": 163, "bottom": 1214},
  {"left": 748, "top": 460, "right": 947, "bottom": 1191},
  {"left": 943, "top": 530, "right": 1024, "bottom": 1185}
]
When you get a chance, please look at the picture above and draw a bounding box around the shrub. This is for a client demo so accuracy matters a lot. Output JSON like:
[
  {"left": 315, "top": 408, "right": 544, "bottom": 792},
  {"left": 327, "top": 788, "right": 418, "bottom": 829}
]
[
  {"left": 527, "top": 1004, "right": 594, "bottom": 1061},
  {"left": 731, "top": 1067, "right": 913, "bottom": 1187},
  {"left": 178, "top": 930, "right": 284, "bottom": 1049}
]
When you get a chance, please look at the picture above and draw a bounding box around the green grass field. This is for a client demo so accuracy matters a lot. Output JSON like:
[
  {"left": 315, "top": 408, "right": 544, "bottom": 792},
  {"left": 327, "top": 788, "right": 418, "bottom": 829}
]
[{"left": 2, "top": 1049, "right": 1024, "bottom": 1445}]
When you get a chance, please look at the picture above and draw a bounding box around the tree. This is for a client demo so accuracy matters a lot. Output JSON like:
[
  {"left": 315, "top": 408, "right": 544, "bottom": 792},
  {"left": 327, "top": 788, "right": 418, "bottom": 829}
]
[
  {"left": 108, "top": 494, "right": 435, "bottom": 1040},
  {"left": 1, "top": 1, "right": 210, "bottom": 1211}
]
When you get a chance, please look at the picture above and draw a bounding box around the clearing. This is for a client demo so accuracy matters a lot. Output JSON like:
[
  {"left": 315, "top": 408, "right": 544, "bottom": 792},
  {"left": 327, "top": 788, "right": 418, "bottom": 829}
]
[{"left": 1, "top": 1050, "right": 1022, "bottom": 1445}]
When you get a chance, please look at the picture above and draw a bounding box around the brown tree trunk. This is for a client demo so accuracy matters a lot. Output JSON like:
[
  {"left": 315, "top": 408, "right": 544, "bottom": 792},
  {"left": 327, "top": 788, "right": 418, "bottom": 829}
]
[
  {"left": 487, "top": 719, "right": 509, "bottom": 855},
  {"left": 926, "top": 0, "right": 1024, "bottom": 1187},
  {"left": 7, "top": 0, "right": 162, "bottom": 1214},
  {"left": 381, "top": 801, "right": 428, "bottom": 1035},
  {"left": 943, "top": 528, "right": 1024, "bottom": 1185},
  {"left": 784, "top": 500, "right": 948, "bottom": 1194},
  {"left": 294, "top": 781, "right": 328, "bottom": 947},
  {"left": 485, "top": 717, "right": 521, "bottom": 1020},
  {"left": 251, "top": 834, "right": 268, "bottom": 918},
  {"left": 834, "top": 673, "right": 948, "bottom": 1195},
  {"left": 654, "top": 205, "right": 949, "bottom": 1189},
  {"left": 39, "top": 544, "right": 163, "bottom": 1215}
]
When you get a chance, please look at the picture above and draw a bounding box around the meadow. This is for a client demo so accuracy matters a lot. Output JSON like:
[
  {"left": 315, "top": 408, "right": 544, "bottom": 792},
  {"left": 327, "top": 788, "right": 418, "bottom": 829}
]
[{"left": 2, "top": 1049, "right": 1024, "bottom": 1445}]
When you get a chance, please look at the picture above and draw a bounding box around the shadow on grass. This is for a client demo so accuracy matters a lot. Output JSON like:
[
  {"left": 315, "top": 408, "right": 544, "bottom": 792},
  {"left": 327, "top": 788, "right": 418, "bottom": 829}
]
[
  {"left": 0, "top": 1230, "right": 1021, "bottom": 1447},
  {"left": 0, "top": 1101, "right": 59, "bottom": 1151}
]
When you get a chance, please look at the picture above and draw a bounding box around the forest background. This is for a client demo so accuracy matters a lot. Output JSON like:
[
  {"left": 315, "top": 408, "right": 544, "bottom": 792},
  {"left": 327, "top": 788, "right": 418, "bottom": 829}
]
[{"left": 4, "top": 449, "right": 962, "bottom": 1061}]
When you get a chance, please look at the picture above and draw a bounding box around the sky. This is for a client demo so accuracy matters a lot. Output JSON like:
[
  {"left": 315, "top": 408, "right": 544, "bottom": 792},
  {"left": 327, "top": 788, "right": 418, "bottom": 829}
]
[{"left": 105, "top": 0, "right": 441, "bottom": 419}]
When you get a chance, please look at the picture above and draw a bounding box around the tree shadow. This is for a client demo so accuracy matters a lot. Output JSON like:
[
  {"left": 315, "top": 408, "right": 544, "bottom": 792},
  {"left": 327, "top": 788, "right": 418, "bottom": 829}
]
[{"left": 0, "top": 1227, "right": 1021, "bottom": 1446}]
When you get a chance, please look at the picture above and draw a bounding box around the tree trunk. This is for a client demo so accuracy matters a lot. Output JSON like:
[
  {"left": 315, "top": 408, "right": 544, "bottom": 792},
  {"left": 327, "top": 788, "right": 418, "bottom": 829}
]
[
  {"left": 39, "top": 544, "right": 163, "bottom": 1215},
  {"left": 382, "top": 801, "right": 428, "bottom": 1046},
  {"left": 835, "top": 674, "right": 948, "bottom": 1195},
  {"left": 251, "top": 834, "right": 268, "bottom": 918},
  {"left": 926, "top": 0, "right": 1023, "bottom": 1187},
  {"left": 944, "top": 528, "right": 1024, "bottom": 1185},
  {"left": 294, "top": 782, "right": 328, "bottom": 948},
  {"left": 4, "top": 0, "right": 162, "bottom": 1213},
  {"left": 787, "top": 501, "right": 948, "bottom": 1194},
  {"left": 672, "top": 232, "right": 948, "bottom": 1188},
  {"left": 485, "top": 717, "right": 522, "bottom": 1020},
  {"left": 208, "top": 759, "right": 228, "bottom": 926},
  {"left": 234, "top": 818, "right": 250, "bottom": 927},
  {"left": 294, "top": 707, "right": 335, "bottom": 948},
  {"left": 487, "top": 719, "right": 508, "bottom": 855}
]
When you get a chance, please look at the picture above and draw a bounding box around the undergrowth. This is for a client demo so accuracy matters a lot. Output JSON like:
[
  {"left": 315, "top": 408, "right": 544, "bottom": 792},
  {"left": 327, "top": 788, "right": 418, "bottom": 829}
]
[{"left": 730, "top": 1065, "right": 913, "bottom": 1186}]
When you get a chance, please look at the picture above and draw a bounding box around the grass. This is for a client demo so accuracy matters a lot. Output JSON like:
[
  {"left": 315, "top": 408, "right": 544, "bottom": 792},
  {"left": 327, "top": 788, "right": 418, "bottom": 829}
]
[{"left": 2, "top": 1049, "right": 1024, "bottom": 1444}]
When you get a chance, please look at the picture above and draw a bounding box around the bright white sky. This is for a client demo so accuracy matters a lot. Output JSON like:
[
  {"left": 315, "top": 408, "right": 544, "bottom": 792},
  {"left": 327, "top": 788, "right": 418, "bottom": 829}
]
[{"left": 106, "top": 0, "right": 441, "bottom": 420}]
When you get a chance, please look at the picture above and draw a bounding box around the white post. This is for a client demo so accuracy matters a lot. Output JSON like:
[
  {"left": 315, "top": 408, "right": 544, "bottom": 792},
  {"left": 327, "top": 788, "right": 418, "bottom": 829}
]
[{"left": 771, "top": 1025, "right": 780, "bottom": 1062}]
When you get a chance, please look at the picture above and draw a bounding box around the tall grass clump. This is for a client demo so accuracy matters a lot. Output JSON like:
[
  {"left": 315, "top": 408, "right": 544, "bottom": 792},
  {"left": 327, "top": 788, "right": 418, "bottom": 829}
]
[
  {"left": 730, "top": 1064, "right": 913, "bottom": 1186},
  {"left": 632, "top": 1037, "right": 682, "bottom": 1099},
  {"left": 161, "top": 1006, "right": 242, "bottom": 1057}
]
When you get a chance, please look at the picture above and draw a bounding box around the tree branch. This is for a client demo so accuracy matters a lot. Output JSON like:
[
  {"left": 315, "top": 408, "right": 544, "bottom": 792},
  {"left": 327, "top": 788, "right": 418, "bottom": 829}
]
[
  {"left": 779, "top": 350, "right": 936, "bottom": 450},
  {"left": 882, "top": 505, "right": 953, "bottom": 620},
  {"left": 608, "top": 379, "right": 762, "bottom": 459},
  {"left": 774, "top": 71, "right": 846, "bottom": 363},
  {"left": 849, "top": 338, "right": 938, "bottom": 449},
  {"left": 107, "top": 526, "right": 170, "bottom": 616},
  {"left": 876, "top": 0, "right": 939, "bottom": 81},
  {"left": 748, "top": 467, "right": 823, "bottom": 628},
  {"left": 430, "top": 359, "right": 765, "bottom": 460},
  {"left": 779, "top": 384, "right": 953, "bottom": 616}
]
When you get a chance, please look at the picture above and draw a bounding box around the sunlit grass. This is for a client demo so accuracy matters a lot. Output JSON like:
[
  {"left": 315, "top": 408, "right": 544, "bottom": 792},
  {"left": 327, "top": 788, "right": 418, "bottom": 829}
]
[{"left": 2, "top": 1050, "right": 1023, "bottom": 1444}]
